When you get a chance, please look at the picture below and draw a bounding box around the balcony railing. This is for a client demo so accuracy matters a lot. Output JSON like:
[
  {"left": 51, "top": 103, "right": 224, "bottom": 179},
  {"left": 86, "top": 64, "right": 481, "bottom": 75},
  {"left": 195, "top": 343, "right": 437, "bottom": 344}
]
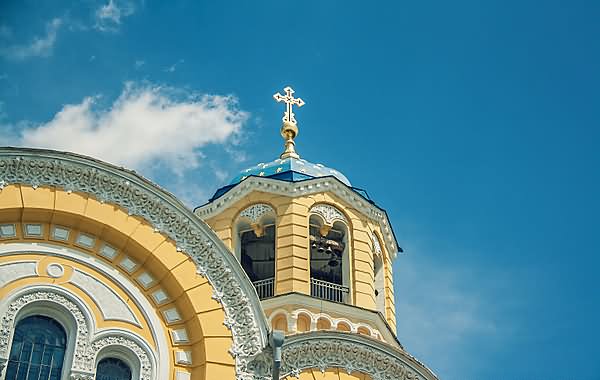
[
  {"left": 252, "top": 277, "right": 275, "bottom": 299},
  {"left": 310, "top": 278, "right": 349, "bottom": 303}
]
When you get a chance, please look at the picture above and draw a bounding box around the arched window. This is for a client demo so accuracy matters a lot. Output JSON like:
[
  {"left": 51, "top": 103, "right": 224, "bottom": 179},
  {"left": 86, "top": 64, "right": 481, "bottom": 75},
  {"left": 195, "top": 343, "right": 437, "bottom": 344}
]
[
  {"left": 96, "top": 357, "right": 132, "bottom": 380},
  {"left": 236, "top": 203, "right": 277, "bottom": 299},
  {"left": 309, "top": 211, "right": 350, "bottom": 303},
  {"left": 5, "top": 315, "right": 67, "bottom": 380},
  {"left": 372, "top": 233, "right": 386, "bottom": 315}
]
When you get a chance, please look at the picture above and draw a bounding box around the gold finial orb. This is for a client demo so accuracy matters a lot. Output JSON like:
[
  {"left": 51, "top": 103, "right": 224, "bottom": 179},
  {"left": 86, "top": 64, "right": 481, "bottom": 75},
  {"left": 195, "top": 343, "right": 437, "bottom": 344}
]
[{"left": 273, "top": 86, "right": 305, "bottom": 159}]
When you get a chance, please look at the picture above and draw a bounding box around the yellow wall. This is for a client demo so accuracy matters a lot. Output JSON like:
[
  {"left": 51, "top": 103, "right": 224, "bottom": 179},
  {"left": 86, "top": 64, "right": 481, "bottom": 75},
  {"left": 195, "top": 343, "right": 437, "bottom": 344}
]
[
  {"left": 284, "top": 368, "right": 372, "bottom": 380},
  {"left": 204, "top": 189, "right": 397, "bottom": 328},
  {"left": 0, "top": 184, "right": 236, "bottom": 380}
]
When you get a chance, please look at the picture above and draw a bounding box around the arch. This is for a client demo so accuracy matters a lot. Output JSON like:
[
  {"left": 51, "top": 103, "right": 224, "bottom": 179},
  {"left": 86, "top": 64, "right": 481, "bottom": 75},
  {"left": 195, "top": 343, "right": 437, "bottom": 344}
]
[
  {"left": 89, "top": 333, "right": 152, "bottom": 380},
  {"left": 96, "top": 357, "right": 132, "bottom": 380},
  {"left": 356, "top": 326, "right": 371, "bottom": 336},
  {"left": 279, "top": 332, "right": 439, "bottom": 380},
  {"left": 283, "top": 368, "right": 372, "bottom": 380},
  {"left": 309, "top": 203, "right": 349, "bottom": 228},
  {"left": 315, "top": 317, "right": 331, "bottom": 331},
  {"left": 309, "top": 214, "right": 351, "bottom": 304},
  {"left": 0, "top": 243, "right": 167, "bottom": 379},
  {"left": 336, "top": 321, "right": 351, "bottom": 332},
  {"left": 0, "top": 285, "right": 157, "bottom": 380},
  {"left": 235, "top": 203, "right": 277, "bottom": 228},
  {"left": 0, "top": 148, "right": 270, "bottom": 378},
  {"left": 295, "top": 314, "right": 311, "bottom": 333},
  {"left": 271, "top": 315, "right": 288, "bottom": 333},
  {"left": 235, "top": 203, "right": 277, "bottom": 299},
  {"left": 373, "top": 254, "right": 385, "bottom": 314},
  {"left": 0, "top": 286, "right": 92, "bottom": 378},
  {"left": 4, "top": 315, "right": 67, "bottom": 380}
]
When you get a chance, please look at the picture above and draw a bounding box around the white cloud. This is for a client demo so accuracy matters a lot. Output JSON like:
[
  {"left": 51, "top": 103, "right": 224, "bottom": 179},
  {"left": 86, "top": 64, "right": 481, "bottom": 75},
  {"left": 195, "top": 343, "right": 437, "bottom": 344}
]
[
  {"left": 95, "top": 0, "right": 136, "bottom": 32},
  {"left": 10, "top": 82, "right": 248, "bottom": 177},
  {"left": 134, "top": 59, "right": 145, "bottom": 69},
  {"left": 0, "top": 18, "right": 62, "bottom": 60}
]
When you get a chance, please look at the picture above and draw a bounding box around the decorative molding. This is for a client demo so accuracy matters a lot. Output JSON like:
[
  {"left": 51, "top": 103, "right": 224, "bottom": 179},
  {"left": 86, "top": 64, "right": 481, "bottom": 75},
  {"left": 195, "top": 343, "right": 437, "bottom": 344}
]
[
  {"left": 87, "top": 335, "right": 152, "bottom": 380},
  {"left": 47, "top": 263, "right": 65, "bottom": 278},
  {"left": 0, "top": 148, "right": 269, "bottom": 379},
  {"left": 0, "top": 357, "right": 6, "bottom": 377},
  {"left": 268, "top": 308, "right": 381, "bottom": 339},
  {"left": 310, "top": 204, "right": 347, "bottom": 225},
  {"left": 238, "top": 203, "right": 275, "bottom": 224},
  {"left": 195, "top": 176, "right": 399, "bottom": 259},
  {"left": 278, "top": 332, "right": 438, "bottom": 380},
  {"left": 0, "top": 261, "right": 37, "bottom": 285},
  {"left": 70, "top": 269, "right": 139, "bottom": 326},
  {"left": 372, "top": 233, "right": 382, "bottom": 256},
  {"left": 261, "top": 293, "right": 401, "bottom": 349},
  {"left": 0, "top": 290, "right": 90, "bottom": 371},
  {"left": 0, "top": 287, "right": 157, "bottom": 379}
]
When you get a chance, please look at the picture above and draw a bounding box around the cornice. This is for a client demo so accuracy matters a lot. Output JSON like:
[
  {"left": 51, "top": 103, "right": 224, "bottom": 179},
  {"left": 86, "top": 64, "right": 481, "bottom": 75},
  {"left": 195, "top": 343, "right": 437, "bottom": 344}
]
[
  {"left": 0, "top": 147, "right": 269, "bottom": 380},
  {"left": 195, "top": 175, "right": 400, "bottom": 259}
]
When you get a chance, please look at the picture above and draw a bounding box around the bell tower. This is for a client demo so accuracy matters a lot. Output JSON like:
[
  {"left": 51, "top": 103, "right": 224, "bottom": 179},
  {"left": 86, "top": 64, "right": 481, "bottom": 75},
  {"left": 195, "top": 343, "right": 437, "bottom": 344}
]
[{"left": 194, "top": 86, "right": 402, "bottom": 346}]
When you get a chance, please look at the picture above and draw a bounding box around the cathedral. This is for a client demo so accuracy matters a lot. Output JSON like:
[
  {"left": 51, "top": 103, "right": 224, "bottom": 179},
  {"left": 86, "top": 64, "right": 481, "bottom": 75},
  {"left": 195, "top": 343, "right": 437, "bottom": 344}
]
[{"left": 0, "top": 87, "right": 437, "bottom": 380}]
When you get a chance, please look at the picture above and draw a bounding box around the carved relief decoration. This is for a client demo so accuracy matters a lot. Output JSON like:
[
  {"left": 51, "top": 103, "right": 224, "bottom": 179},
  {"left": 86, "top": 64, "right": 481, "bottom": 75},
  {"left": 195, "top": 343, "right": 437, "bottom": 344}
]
[
  {"left": 0, "top": 291, "right": 90, "bottom": 369},
  {"left": 277, "top": 332, "right": 436, "bottom": 380},
  {"left": 238, "top": 203, "right": 275, "bottom": 224},
  {"left": 0, "top": 149, "right": 267, "bottom": 379},
  {"left": 371, "top": 233, "right": 382, "bottom": 256},
  {"left": 310, "top": 204, "right": 347, "bottom": 225},
  {"left": 87, "top": 336, "right": 152, "bottom": 380},
  {"left": 0, "top": 288, "right": 155, "bottom": 380}
]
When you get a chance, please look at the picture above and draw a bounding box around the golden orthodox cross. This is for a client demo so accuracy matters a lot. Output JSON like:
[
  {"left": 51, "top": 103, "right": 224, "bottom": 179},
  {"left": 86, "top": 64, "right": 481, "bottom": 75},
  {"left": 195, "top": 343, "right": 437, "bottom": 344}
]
[{"left": 273, "top": 86, "right": 305, "bottom": 124}]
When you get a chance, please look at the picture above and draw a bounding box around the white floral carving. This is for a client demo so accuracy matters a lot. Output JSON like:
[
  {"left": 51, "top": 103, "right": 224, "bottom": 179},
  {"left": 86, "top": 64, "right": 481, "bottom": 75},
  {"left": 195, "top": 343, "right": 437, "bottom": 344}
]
[
  {"left": 276, "top": 333, "right": 436, "bottom": 380},
  {"left": 238, "top": 203, "right": 275, "bottom": 224},
  {"left": 372, "top": 233, "right": 382, "bottom": 256},
  {"left": 310, "top": 204, "right": 347, "bottom": 225},
  {"left": 87, "top": 336, "right": 152, "bottom": 380},
  {"left": 0, "top": 291, "right": 89, "bottom": 371},
  {"left": 0, "top": 289, "right": 157, "bottom": 379}
]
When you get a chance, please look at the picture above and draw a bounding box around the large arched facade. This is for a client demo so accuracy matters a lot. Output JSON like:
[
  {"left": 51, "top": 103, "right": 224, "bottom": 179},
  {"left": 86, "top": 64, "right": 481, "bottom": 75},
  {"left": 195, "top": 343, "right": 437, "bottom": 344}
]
[{"left": 0, "top": 148, "right": 269, "bottom": 380}]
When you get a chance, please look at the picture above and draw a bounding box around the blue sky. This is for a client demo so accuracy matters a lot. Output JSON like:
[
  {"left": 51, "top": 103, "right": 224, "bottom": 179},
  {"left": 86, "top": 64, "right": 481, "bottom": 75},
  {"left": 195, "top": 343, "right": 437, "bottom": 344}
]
[{"left": 1, "top": 1, "right": 599, "bottom": 379}]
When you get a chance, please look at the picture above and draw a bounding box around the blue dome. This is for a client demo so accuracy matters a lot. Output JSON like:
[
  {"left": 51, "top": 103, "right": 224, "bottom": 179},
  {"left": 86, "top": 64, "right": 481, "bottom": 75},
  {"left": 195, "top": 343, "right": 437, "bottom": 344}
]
[{"left": 229, "top": 157, "right": 352, "bottom": 186}]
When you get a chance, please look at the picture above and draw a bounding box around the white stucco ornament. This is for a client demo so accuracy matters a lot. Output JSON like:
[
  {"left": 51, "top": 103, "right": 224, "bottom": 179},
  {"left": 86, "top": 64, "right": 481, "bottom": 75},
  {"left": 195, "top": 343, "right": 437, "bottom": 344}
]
[{"left": 46, "top": 263, "right": 64, "bottom": 278}]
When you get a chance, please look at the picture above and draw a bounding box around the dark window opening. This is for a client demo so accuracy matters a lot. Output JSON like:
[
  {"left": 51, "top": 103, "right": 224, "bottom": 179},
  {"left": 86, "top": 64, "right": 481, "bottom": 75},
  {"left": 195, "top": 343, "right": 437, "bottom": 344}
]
[
  {"left": 96, "top": 357, "right": 132, "bottom": 380},
  {"left": 5, "top": 315, "right": 67, "bottom": 380},
  {"left": 241, "top": 224, "right": 275, "bottom": 299},
  {"left": 240, "top": 224, "right": 275, "bottom": 282},
  {"left": 309, "top": 225, "right": 345, "bottom": 285}
]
